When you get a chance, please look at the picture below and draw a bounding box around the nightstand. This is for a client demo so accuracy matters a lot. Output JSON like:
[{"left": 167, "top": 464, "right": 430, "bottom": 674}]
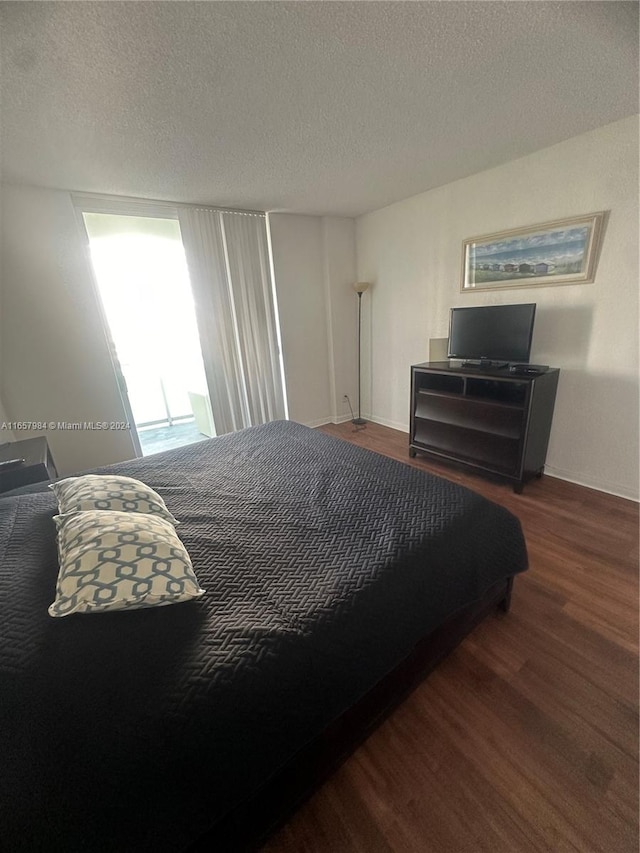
[{"left": 0, "top": 437, "right": 59, "bottom": 494}]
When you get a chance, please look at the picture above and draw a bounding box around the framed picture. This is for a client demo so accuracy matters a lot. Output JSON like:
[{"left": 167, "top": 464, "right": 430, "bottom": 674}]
[{"left": 461, "top": 212, "right": 606, "bottom": 292}]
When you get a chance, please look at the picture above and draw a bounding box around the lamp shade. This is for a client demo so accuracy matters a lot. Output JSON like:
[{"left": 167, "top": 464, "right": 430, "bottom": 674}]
[{"left": 352, "top": 281, "right": 370, "bottom": 294}]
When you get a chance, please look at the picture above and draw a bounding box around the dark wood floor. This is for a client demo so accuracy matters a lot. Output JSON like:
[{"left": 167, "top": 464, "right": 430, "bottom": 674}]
[{"left": 262, "top": 421, "right": 639, "bottom": 853}]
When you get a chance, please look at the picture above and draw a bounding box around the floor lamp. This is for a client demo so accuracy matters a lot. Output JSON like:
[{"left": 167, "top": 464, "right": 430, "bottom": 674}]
[{"left": 352, "top": 281, "right": 370, "bottom": 426}]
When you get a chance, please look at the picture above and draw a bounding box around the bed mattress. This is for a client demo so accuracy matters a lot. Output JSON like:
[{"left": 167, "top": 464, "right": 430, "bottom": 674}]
[{"left": 0, "top": 420, "right": 527, "bottom": 851}]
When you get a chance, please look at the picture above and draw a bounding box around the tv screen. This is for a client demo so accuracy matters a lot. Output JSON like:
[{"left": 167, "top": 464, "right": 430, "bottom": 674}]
[{"left": 448, "top": 303, "right": 536, "bottom": 364}]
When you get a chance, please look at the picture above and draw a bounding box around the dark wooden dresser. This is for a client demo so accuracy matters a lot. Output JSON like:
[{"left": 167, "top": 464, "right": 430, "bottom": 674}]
[{"left": 410, "top": 362, "right": 559, "bottom": 492}]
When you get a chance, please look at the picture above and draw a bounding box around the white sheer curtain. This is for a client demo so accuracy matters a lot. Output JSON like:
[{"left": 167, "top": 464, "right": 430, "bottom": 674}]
[{"left": 178, "top": 207, "right": 286, "bottom": 435}]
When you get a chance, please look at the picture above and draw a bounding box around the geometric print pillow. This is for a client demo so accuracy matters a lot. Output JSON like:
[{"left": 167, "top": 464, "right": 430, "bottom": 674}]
[
  {"left": 49, "top": 474, "right": 179, "bottom": 526},
  {"left": 48, "top": 510, "right": 204, "bottom": 618}
]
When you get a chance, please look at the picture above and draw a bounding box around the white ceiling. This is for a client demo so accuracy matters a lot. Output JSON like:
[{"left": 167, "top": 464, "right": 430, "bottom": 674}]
[{"left": 1, "top": 1, "right": 637, "bottom": 217}]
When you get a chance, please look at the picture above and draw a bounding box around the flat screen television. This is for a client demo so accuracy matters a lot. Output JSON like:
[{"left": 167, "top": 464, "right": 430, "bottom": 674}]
[{"left": 447, "top": 303, "right": 536, "bottom": 365}]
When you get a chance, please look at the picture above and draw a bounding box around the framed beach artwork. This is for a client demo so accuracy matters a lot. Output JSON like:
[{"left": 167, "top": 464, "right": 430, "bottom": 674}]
[{"left": 461, "top": 212, "right": 606, "bottom": 292}]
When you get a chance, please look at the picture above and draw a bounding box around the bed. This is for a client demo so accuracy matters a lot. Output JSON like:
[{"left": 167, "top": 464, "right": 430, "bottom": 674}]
[{"left": 0, "top": 420, "right": 528, "bottom": 851}]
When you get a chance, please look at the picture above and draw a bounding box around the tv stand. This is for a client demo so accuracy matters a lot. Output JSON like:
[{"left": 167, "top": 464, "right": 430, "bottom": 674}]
[{"left": 409, "top": 362, "right": 560, "bottom": 493}]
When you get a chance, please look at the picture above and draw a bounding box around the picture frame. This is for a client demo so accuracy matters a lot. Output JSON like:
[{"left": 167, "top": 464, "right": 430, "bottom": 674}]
[{"left": 461, "top": 212, "right": 606, "bottom": 292}]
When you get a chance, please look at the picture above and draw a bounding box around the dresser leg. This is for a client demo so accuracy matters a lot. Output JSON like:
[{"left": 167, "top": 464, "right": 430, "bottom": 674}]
[{"left": 499, "top": 577, "right": 514, "bottom": 613}]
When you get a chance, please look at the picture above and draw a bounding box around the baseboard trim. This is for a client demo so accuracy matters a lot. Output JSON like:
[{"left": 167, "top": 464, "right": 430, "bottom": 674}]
[
  {"left": 301, "top": 416, "right": 334, "bottom": 429},
  {"left": 303, "top": 414, "right": 377, "bottom": 428},
  {"left": 544, "top": 465, "right": 639, "bottom": 503},
  {"left": 365, "top": 415, "right": 408, "bottom": 434}
]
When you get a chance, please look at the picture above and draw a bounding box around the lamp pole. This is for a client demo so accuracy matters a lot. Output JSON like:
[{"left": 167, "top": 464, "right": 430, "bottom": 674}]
[{"left": 352, "top": 282, "right": 370, "bottom": 426}]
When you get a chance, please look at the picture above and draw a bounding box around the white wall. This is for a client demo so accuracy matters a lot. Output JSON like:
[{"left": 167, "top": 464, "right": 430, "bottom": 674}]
[
  {"left": 356, "top": 116, "right": 639, "bottom": 500},
  {"left": 0, "top": 185, "right": 10, "bottom": 442},
  {"left": 321, "top": 217, "right": 359, "bottom": 421},
  {"left": 268, "top": 213, "right": 357, "bottom": 427},
  {"left": 0, "top": 395, "right": 11, "bottom": 441},
  {"left": 1, "top": 185, "right": 136, "bottom": 475},
  {"left": 0, "top": 223, "right": 10, "bottom": 441}
]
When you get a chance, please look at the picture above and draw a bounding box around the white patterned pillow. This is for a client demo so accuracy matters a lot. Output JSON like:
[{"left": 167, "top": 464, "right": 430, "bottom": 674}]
[
  {"left": 49, "top": 510, "right": 204, "bottom": 618},
  {"left": 50, "top": 474, "right": 179, "bottom": 525}
]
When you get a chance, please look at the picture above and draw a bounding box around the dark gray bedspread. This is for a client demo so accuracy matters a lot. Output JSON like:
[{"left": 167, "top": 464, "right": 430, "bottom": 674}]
[{"left": 0, "top": 421, "right": 527, "bottom": 852}]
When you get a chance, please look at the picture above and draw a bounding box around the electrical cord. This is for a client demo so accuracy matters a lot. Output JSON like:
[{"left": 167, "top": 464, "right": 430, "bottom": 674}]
[{"left": 344, "top": 395, "right": 365, "bottom": 431}]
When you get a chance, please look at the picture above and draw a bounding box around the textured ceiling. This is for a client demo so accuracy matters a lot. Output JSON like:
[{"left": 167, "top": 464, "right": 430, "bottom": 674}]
[{"left": 1, "top": 2, "right": 637, "bottom": 217}]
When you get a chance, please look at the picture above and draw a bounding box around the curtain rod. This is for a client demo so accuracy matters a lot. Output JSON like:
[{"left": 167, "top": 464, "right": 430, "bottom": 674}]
[{"left": 71, "top": 191, "right": 266, "bottom": 217}]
